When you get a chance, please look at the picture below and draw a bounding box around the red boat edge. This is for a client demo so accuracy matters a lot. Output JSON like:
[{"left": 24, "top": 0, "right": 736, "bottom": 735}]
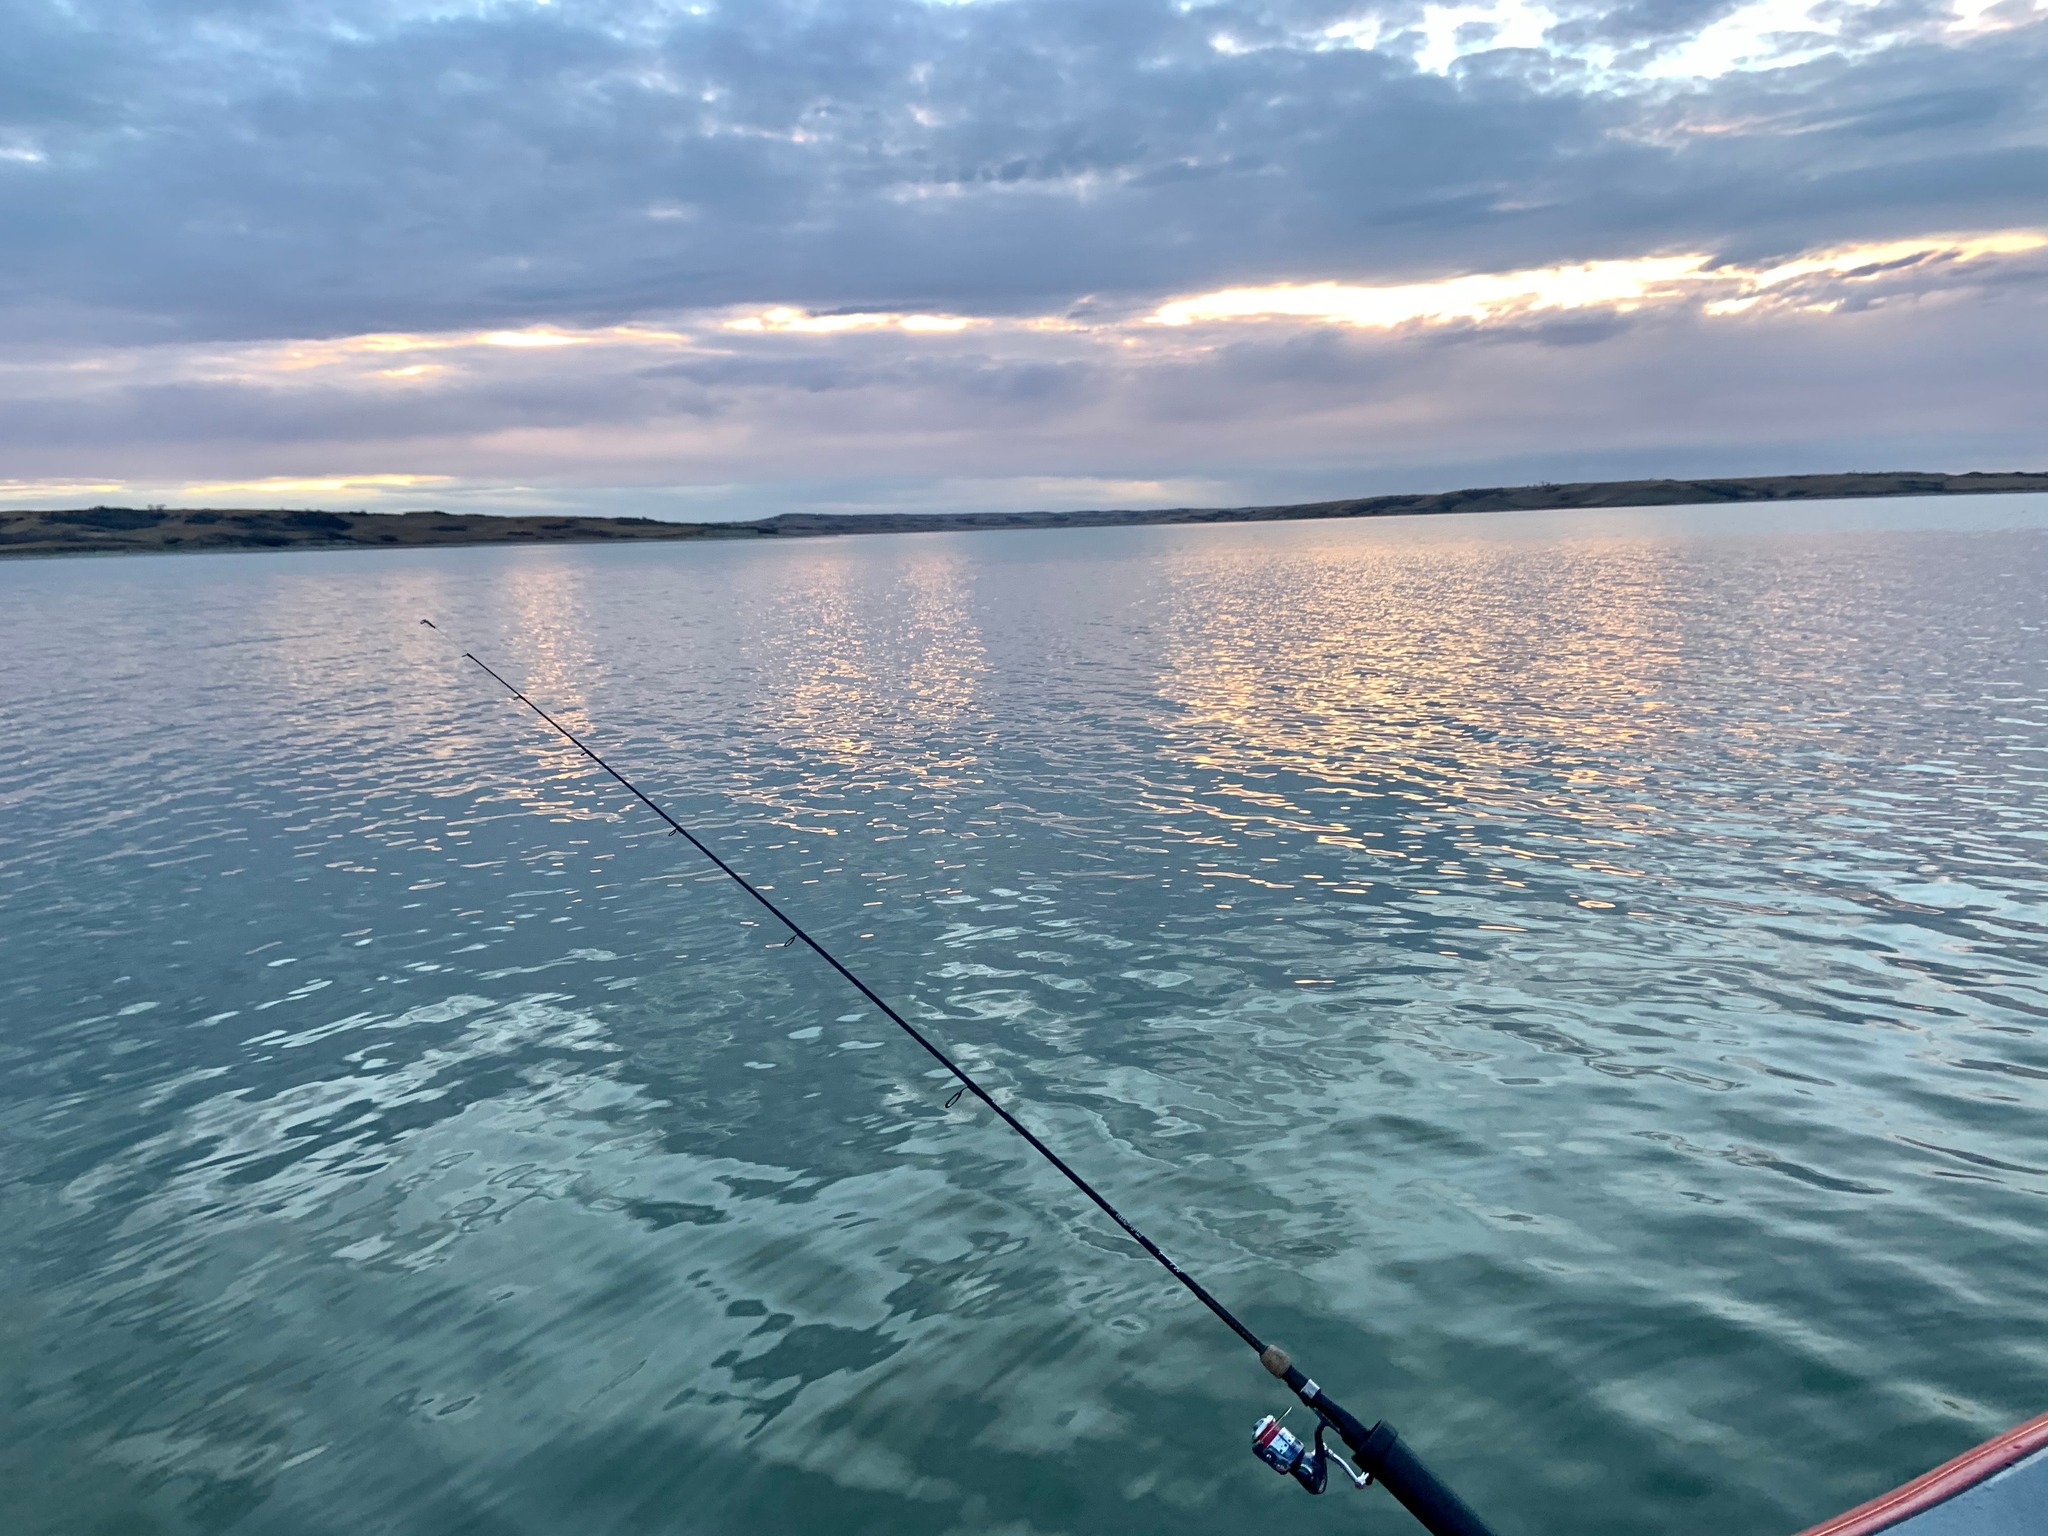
[{"left": 1794, "top": 1409, "right": 2048, "bottom": 1536}]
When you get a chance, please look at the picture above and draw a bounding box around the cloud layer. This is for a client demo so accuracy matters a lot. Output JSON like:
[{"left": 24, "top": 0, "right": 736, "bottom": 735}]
[{"left": 1, "top": 0, "right": 2043, "bottom": 515}]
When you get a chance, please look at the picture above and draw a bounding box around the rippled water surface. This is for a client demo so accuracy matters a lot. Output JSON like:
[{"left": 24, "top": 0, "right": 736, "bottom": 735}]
[{"left": 4, "top": 497, "right": 2047, "bottom": 1536}]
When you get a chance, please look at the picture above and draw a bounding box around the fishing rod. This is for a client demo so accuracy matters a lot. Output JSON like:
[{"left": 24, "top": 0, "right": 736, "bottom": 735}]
[{"left": 428, "top": 622, "right": 1501, "bottom": 1536}]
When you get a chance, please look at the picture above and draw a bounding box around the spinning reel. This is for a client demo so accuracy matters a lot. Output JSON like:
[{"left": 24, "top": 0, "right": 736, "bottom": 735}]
[{"left": 1253, "top": 1410, "right": 1374, "bottom": 1495}]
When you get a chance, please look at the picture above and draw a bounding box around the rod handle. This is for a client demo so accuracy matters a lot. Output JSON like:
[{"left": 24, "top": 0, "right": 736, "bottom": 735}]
[
  {"left": 1354, "top": 1420, "right": 1499, "bottom": 1536},
  {"left": 1271, "top": 1358, "right": 1501, "bottom": 1536}
]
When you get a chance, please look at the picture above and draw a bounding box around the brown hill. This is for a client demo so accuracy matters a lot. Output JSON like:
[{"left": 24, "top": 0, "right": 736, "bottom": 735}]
[{"left": 4, "top": 471, "right": 2044, "bottom": 559}]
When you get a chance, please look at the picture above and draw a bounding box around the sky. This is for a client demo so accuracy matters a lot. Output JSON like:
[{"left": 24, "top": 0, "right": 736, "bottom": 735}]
[{"left": 0, "top": 0, "right": 2042, "bottom": 520}]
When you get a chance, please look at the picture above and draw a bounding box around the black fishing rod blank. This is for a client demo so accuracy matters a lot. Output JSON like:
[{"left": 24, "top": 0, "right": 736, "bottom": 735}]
[{"left": 435, "top": 628, "right": 1502, "bottom": 1536}]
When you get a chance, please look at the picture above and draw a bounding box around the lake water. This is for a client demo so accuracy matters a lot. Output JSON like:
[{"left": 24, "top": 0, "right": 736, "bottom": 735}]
[{"left": 4, "top": 496, "right": 2046, "bottom": 1536}]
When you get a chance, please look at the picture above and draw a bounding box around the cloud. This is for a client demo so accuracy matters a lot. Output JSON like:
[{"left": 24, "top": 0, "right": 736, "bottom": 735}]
[
  {"left": 0, "top": 0, "right": 2042, "bottom": 510},
  {"left": 2, "top": 222, "right": 2039, "bottom": 516}
]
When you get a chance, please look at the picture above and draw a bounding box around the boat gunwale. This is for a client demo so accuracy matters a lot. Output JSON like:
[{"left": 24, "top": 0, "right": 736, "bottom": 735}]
[{"left": 1793, "top": 1409, "right": 2048, "bottom": 1536}]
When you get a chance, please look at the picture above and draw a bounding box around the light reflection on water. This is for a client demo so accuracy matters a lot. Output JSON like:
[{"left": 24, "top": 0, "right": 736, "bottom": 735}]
[{"left": 2, "top": 495, "right": 2045, "bottom": 1536}]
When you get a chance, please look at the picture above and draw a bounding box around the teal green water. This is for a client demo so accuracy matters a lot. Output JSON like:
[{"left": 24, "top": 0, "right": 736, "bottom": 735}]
[{"left": 3, "top": 498, "right": 2046, "bottom": 1536}]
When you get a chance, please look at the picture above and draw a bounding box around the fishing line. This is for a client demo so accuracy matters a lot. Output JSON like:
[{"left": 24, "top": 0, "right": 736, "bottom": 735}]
[
  {"left": 448, "top": 638, "right": 1264, "bottom": 1350},
  {"left": 426, "top": 622, "right": 1500, "bottom": 1536}
]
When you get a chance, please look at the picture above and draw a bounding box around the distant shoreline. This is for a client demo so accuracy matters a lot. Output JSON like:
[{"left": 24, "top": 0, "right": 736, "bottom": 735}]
[{"left": 4, "top": 471, "right": 2045, "bottom": 560}]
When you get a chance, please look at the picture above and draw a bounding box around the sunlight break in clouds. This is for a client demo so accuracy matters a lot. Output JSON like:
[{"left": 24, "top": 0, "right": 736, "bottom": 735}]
[
  {"left": 1151, "top": 257, "right": 1705, "bottom": 329},
  {"left": 478, "top": 330, "right": 588, "bottom": 348},
  {"left": 177, "top": 474, "right": 454, "bottom": 499},
  {"left": 0, "top": 474, "right": 459, "bottom": 510},
  {"left": 1148, "top": 232, "right": 2048, "bottom": 331},
  {"left": 725, "top": 308, "right": 976, "bottom": 334},
  {"left": 1412, "top": 0, "right": 1556, "bottom": 74},
  {"left": 1645, "top": 0, "right": 1870, "bottom": 79},
  {"left": 1249, "top": 0, "right": 1940, "bottom": 78},
  {"left": 188, "top": 226, "right": 2048, "bottom": 393},
  {"left": 1644, "top": 0, "right": 2044, "bottom": 77},
  {"left": 0, "top": 479, "right": 125, "bottom": 502},
  {"left": 247, "top": 329, "right": 604, "bottom": 373},
  {"left": 1948, "top": 0, "right": 2048, "bottom": 32}
]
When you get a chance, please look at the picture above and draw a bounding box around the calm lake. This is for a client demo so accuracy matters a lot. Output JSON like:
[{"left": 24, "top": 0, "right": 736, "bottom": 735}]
[{"left": 4, "top": 496, "right": 2046, "bottom": 1536}]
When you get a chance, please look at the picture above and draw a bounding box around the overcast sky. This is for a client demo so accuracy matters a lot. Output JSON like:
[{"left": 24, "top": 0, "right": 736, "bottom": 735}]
[{"left": 2, "top": 0, "right": 2042, "bottom": 518}]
